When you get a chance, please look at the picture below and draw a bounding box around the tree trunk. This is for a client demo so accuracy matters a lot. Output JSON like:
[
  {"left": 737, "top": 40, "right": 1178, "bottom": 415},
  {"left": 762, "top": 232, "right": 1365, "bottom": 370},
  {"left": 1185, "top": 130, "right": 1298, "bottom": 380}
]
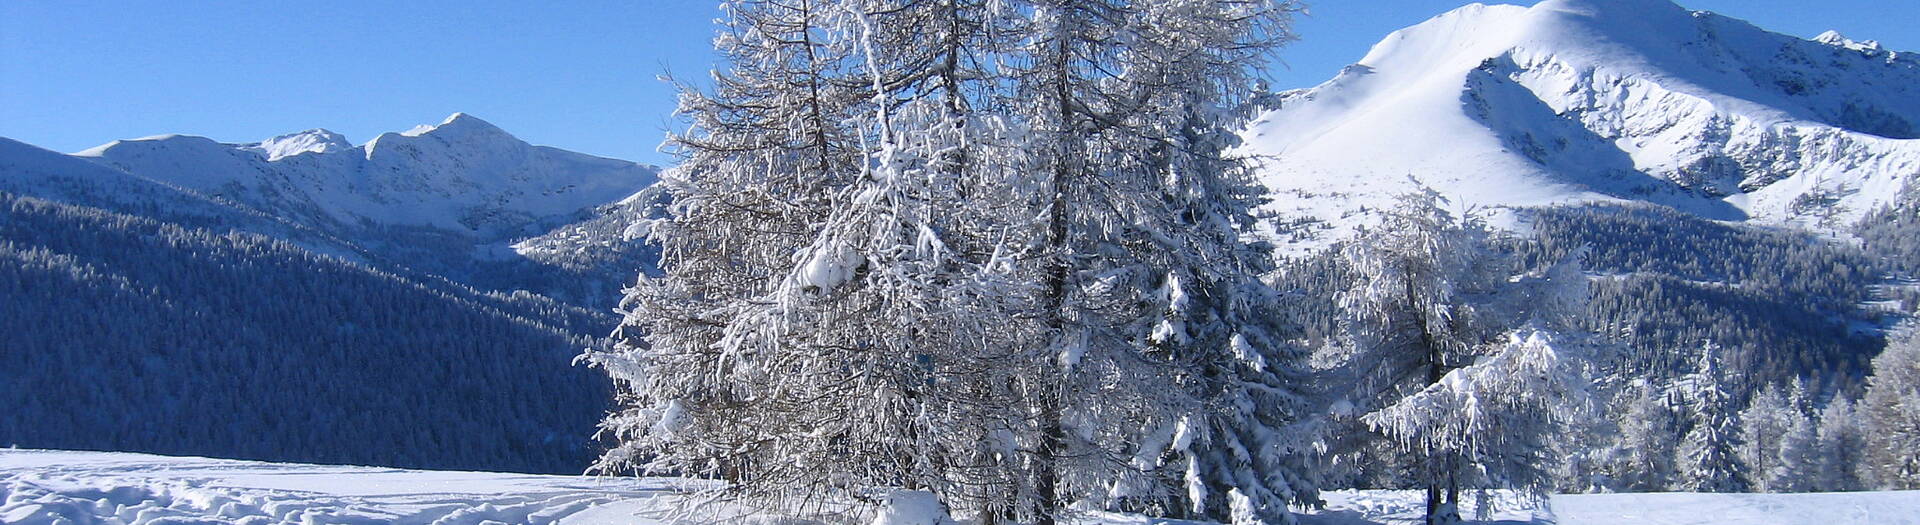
[
  {"left": 1034, "top": 396, "right": 1065, "bottom": 525},
  {"left": 1424, "top": 485, "right": 1442, "bottom": 525},
  {"left": 1034, "top": 6, "right": 1077, "bottom": 524},
  {"left": 1406, "top": 264, "right": 1454, "bottom": 525}
]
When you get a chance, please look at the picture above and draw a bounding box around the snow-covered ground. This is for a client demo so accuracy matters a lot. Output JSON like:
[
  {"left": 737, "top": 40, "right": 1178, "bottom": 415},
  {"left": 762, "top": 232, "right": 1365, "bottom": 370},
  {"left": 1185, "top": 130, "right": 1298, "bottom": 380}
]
[
  {"left": 1553, "top": 491, "right": 1920, "bottom": 525},
  {"left": 0, "top": 450, "right": 679, "bottom": 525},
  {"left": 5, "top": 450, "right": 1917, "bottom": 524}
]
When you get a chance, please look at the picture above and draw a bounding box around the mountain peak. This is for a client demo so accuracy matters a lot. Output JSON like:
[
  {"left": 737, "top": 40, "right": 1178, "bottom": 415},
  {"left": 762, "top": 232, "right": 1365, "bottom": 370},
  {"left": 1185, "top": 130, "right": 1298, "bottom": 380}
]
[
  {"left": 400, "top": 112, "right": 511, "bottom": 140},
  {"left": 1535, "top": 0, "right": 1687, "bottom": 15},
  {"left": 1814, "top": 30, "right": 1884, "bottom": 52},
  {"left": 249, "top": 129, "right": 353, "bottom": 161}
]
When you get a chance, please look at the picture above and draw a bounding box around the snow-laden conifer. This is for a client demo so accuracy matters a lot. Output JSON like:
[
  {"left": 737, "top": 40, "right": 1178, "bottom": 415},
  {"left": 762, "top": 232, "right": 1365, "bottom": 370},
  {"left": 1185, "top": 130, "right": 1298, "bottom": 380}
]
[
  {"left": 584, "top": 0, "right": 878, "bottom": 513},
  {"left": 999, "top": 2, "right": 1318, "bottom": 522},
  {"left": 587, "top": 0, "right": 1317, "bottom": 523},
  {"left": 1326, "top": 190, "right": 1591, "bottom": 525},
  {"left": 1736, "top": 385, "right": 1792, "bottom": 492},
  {"left": 1861, "top": 327, "right": 1920, "bottom": 490},
  {"left": 1608, "top": 380, "right": 1682, "bottom": 491},
  {"left": 1814, "top": 396, "right": 1867, "bottom": 492},
  {"left": 1674, "top": 343, "right": 1750, "bottom": 493},
  {"left": 1771, "top": 406, "right": 1820, "bottom": 493}
]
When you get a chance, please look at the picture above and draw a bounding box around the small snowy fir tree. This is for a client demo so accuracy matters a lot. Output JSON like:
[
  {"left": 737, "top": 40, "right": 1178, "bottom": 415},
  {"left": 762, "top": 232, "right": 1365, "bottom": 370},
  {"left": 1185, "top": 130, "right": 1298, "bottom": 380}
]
[
  {"left": 1771, "top": 403, "right": 1820, "bottom": 493},
  {"left": 1735, "top": 384, "right": 1792, "bottom": 492},
  {"left": 1331, "top": 189, "right": 1591, "bottom": 525},
  {"left": 1607, "top": 380, "right": 1682, "bottom": 491},
  {"left": 1815, "top": 395, "right": 1867, "bottom": 492},
  {"left": 1674, "top": 342, "right": 1750, "bottom": 493},
  {"left": 1861, "top": 327, "right": 1920, "bottom": 490}
]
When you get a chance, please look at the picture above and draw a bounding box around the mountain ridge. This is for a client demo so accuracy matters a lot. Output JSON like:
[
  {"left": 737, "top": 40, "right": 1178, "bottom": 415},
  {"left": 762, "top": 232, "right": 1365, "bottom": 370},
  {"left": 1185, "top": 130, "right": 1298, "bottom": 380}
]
[{"left": 73, "top": 112, "right": 660, "bottom": 241}]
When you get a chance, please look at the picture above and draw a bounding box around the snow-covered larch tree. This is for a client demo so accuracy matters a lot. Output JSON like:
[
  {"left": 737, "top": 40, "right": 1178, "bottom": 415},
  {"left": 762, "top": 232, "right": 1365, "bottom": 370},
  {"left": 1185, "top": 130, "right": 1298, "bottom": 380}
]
[
  {"left": 1735, "top": 384, "right": 1792, "bottom": 492},
  {"left": 1771, "top": 404, "right": 1819, "bottom": 493},
  {"left": 1814, "top": 395, "right": 1867, "bottom": 491},
  {"left": 1861, "top": 327, "right": 1920, "bottom": 490},
  {"left": 587, "top": 0, "right": 1320, "bottom": 523},
  {"left": 1674, "top": 342, "right": 1749, "bottom": 493},
  {"left": 1604, "top": 379, "right": 1681, "bottom": 491},
  {"left": 1328, "top": 190, "right": 1591, "bottom": 525},
  {"left": 996, "top": 1, "right": 1319, "bottom": 522},
  {"left": 583, "top": 0, "right": 890, "bottom": 516}
]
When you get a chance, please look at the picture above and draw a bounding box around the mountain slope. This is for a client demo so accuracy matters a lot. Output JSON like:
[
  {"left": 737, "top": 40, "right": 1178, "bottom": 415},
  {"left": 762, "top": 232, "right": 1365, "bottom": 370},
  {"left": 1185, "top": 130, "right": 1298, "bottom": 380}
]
[
  {"left": 1250, "top": 0, "right": 1920, "bottom": 246},
  {"left": 1253, "top": 0, "right": 1918, "bottom": 410}
]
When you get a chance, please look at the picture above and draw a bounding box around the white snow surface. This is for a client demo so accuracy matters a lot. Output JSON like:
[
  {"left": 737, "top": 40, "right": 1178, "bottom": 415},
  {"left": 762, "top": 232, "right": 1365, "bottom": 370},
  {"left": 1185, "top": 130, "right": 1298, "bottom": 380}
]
[
  {"left": 7, "top": 450, "right": 1919, "bottom": 525},
  {"left": 0, "top": 449, "right": 679, "bottom": 525},
  {"left": 1552, "top": 491, "right": 1920, "bottom": 525},
  {"left": 71, "top": 113, "right": 659, "bottom": 239},
  {"left": 1248, "top": 0, "right": 1920, "bottom": 253}
]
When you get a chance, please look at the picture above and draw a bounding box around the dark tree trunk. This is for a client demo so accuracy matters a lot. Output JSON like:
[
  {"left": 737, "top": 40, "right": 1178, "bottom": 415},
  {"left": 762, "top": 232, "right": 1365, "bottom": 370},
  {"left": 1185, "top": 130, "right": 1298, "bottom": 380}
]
[
  {"left": 1034, "top": 6, "right": 1077, "bottom": 524},
  {"left": 1405, "top": 263, "right": 1454, "bottom": 525}
]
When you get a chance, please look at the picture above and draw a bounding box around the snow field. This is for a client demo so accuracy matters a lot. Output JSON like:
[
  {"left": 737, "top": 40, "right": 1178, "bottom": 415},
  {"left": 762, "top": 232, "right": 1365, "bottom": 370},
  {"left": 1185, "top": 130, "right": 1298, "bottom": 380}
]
[
  {"left": 0, "top": 450, "right": 674, "bottom": 525},
  {"left": 7, "top": 450, "right": 1918, "bottom": 525}
]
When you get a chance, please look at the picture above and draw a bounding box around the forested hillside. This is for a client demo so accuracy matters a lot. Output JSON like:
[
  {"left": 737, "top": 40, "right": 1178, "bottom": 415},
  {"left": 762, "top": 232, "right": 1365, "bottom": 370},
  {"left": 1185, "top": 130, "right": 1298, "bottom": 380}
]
[
  {"left": 0, "top": 191, "right": 610, "bottom": 473},
  {"left": 0, "top": 135, "right": 621, "bottom": 474},
  {"left": 1514, "top": 203, "right": 1892, "bottom": 387}
]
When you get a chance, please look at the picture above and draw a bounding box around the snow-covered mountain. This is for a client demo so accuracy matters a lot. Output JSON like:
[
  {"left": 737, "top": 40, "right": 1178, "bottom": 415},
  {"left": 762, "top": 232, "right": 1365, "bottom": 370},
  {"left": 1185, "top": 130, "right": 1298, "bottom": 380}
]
[
  {"left": 76, "top": 113, "right": 659, "bottom": 241},
  {"left": 0, "top": 114, "right": 668, "bottom": 308},
  {"left": 1250, "top": 0, "right": 1920, "bottom": 246}
]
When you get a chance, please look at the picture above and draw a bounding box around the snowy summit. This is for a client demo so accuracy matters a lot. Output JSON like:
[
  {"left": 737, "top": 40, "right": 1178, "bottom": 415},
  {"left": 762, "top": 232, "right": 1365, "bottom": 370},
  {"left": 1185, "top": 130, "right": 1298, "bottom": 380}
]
[{"left": 1249, "top": 0, "right": 1920, "bottom": 248}]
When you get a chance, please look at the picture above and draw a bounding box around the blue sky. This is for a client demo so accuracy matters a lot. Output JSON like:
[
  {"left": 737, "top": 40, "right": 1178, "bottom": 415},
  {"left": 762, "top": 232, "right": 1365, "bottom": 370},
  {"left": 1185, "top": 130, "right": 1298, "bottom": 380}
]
[{"left": 2, "top": 0, "right": 1914, "bottom": 166}]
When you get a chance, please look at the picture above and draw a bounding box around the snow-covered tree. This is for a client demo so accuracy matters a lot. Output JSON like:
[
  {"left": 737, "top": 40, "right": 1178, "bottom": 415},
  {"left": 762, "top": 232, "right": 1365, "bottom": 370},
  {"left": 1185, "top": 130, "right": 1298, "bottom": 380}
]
[
  {"left": 1674, "top": 342, "right": 1749, "bottom": 493},
  {"left": 997, "top": 2, "right": 1317, "bottom": 522},
  {"left": 1606, "top": 380, "right": 1682, "bottom": 491},
  {"left": 1736, "top": 384, "right": 1792, "bottom": 492},
  {"left": 583, "top": 0, "right": 921, "bottom": 514},
  {"left": 1360, "top": 329, "right": 1588, "bottom": 509},
  {"left": 587, "top": 1, "right": 1317, "bottom": 523},
  {"left": 1860, "top": 328, "right": 1920, "bottom": 490},
  {"left": 1329, "top": 190, "right": 1591, "bottom": 525},
  {"left": 1771, "top": 405, "right": 1820, "bottom": 493},
  {"left": 1815, "top": 395, "right": 1867, "bottom": 491}
]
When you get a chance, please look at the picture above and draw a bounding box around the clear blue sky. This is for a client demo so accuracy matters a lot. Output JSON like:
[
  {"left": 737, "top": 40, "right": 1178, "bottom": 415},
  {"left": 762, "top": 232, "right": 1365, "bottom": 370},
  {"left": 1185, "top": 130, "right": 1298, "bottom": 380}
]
[{"left": 3, "top": 0, "right": 1914, "bottom": 166}]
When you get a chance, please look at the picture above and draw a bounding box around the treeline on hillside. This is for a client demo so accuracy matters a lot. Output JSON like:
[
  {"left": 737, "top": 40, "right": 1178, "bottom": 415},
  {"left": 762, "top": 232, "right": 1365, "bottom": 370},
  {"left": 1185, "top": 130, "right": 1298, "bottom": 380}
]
[
  {"left": 0, "top": 191, "right": 611, "bottom": 474},
  {"left": 1511, "top": 203, "right": 1889, "bottom": 388},
  {"left": 1855, "top": 184, "right": 1920, "bottom": 310},
  {"left": 1578, "top": 333, "right": 1920, "bottom": 494},
  {"left": 1262, "top": 198, "right": 1915, "bottom": 500},
  {"left": 1273, "top": 202, "right": 1891, "bottom": 393}
]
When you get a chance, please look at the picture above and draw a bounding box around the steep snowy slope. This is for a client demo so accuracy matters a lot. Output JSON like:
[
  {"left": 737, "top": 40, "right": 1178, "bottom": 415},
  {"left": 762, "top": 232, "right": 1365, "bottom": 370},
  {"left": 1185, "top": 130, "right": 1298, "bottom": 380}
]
[
  {"left": 75, "top": 113, "right": 660, "bottom": 241},
  {"left": 1250, "top": 0, "right": 1920, "bottom": 246}
]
